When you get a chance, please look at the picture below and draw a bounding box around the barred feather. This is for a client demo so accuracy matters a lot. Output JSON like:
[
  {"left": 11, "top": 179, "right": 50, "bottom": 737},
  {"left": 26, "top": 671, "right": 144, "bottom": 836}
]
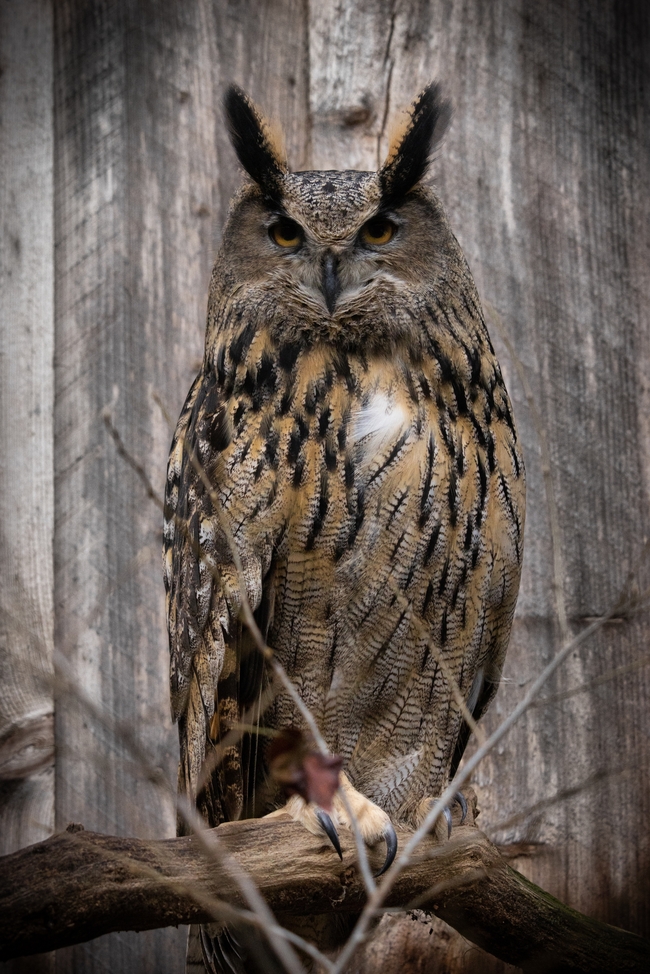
[{"left": 163, "top": 83, "right": 525, "bottom": 972}]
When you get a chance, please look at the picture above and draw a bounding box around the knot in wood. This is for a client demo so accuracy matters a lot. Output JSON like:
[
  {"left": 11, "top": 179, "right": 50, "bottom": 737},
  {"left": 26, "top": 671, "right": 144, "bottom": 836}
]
[{"left": 330, "top": 864, "right": 356, "bottom": 906}]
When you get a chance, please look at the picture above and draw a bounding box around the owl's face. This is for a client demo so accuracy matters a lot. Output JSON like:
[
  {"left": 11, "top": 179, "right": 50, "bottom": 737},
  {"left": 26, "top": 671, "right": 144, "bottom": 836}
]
[
  {"left": 209, "top": 84, "right": 465, "bottom": 353},
  {"left": 219, "top": 170, "right": 452, "bottom": 322}
]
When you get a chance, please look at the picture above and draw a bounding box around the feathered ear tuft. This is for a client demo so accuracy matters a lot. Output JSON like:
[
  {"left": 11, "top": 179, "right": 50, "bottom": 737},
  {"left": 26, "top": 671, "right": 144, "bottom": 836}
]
[
  {"left": 380, "top": 83, "right": 452, "bottom": 204},
  {"left": 224, "top": 85, "right": 288, "bottom": 200}
]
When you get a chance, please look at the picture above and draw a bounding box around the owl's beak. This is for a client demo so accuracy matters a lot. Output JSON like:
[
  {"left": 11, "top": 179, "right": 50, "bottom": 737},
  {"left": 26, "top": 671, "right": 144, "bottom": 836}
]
[{"left": 321, "top": 251, "right": 341, "bottom": 314}]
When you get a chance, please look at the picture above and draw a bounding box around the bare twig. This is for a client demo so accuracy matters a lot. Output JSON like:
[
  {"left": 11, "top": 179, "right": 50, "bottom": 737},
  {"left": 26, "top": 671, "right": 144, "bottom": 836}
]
[
  {"left": 102, "top": 408, "right": 164, "bottom": 511},
  {"left": 532, "top": 652, "right": 650, "bottom": 709},
  {"left": 104, "top": 408, "right": 375, "bottom": 909},
  {"left": 386, "top": 576, "right": 486, "bottom": 747},
  {"left": 176, "top": 795, "right": 308, "bottom": 974},
  {"left": 117, "top": 392, "right": 649, "bottom": 974},
  {"left": 490, "top": 766, "right": 634, "bottom": 834},
  {"left": 330, "top": 584, "right": 645, "bottom": 973},
  {"left": 181, "top": 434, "right": 377, "bottom": 895},
  {"left": 53, "top": 648, "right": 312, "bottom": 974}
]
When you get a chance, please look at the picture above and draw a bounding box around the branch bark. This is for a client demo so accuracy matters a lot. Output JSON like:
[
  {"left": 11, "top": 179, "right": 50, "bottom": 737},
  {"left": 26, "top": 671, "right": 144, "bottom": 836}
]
[{"left": 1, "top": 817, "right": 648, "bottom": 973}]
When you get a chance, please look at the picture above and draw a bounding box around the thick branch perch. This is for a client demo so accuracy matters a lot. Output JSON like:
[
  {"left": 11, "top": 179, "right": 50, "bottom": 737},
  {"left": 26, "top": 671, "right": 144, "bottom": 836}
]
[{"left": 1, "top": 817, "right": 647, "bottom": 973}]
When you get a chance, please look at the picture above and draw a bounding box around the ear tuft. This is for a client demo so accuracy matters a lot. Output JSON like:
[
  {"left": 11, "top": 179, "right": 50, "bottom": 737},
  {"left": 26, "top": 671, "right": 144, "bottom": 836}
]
[
  {"left": 380, "top": 83, "right": 452, "bottom": 204},
  {"left": 224, "top": 86, "right": 288, "bottom": 200}
]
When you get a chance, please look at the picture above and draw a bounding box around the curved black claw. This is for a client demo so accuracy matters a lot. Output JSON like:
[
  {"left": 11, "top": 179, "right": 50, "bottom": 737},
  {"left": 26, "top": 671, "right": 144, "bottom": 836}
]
[
  {"left": 454, "top": 791, "right": 468, "bottom": 825},
  {"left": 316, "top": 808, "right": 343, "bottom": 860},
  {"left": 375, "top": 822, "right": 398, "bottom": 878},
  {"left": 443, "top": 805, "right": 453, "bottom": 839}
]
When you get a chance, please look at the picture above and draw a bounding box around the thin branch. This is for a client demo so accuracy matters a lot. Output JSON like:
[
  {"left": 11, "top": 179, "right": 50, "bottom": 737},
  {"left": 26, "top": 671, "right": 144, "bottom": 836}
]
[
  {"left": 386, "top": 576, "right": 486, "bottom": 747},
  {"left": 53, "top": 648, "right": 312, "bottom": 974},
  {"left": 329, "top": 584, "right": 645, "bottom": 973},
  {"left": 181, "top": 434, "right": 377, "bottom": 895},
  {"left": 532, "top": 652, "right": 650, "bottom": 709},
  {"left": 490, "top": 766, "right": 634, "bottom": 835},
  {"left": 102, "top": 408, "right": 164, "bottom": 511},
  {"left": 106, "top": 408, "right": 376, "bottom": 902},
  {"left": 123, "top": 391, "right": 649, "bottom": 974},
  {"left": 176, "top": 795, "right": 308, "bottom": 974}
]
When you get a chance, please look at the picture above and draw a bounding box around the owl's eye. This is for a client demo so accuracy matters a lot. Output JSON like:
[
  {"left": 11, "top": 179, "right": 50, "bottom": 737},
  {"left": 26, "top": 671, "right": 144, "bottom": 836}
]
[
  {"left": 360, "top": 217, "right": 396, "bottom": 246},
  {"left": 270, "top": 218, "right": 303, "bottom": 248}
]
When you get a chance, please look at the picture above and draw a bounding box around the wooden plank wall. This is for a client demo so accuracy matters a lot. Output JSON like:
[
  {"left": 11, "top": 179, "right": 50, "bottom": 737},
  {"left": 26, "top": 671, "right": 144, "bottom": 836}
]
[
  {"left": 0, "top": 0, "right": 55, "bottom": 870},
  {"left": 0, "top": 1, "right": 648, "bottom": 972}
]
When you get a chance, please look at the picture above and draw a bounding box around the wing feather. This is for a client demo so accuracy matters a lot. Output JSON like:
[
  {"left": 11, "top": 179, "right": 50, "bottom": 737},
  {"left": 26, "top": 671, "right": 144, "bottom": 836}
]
[{"left": 164, "top": 366, "right": 269, "bottom": 828}]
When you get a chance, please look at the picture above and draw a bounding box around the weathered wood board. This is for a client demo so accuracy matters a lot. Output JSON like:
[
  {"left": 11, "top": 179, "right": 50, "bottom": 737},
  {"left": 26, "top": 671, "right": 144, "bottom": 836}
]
[
  {"left": 0, "top": 1, "right": 648, "bottom": 971},
  {"left": 0, "top": 0, "right": 55, "bottom": 875},
  {"left": 0, "top": 6, "right": 56, "bottom": 971},
  {"left": 50, "top": 1, "right": 310, "bottom": 971}
]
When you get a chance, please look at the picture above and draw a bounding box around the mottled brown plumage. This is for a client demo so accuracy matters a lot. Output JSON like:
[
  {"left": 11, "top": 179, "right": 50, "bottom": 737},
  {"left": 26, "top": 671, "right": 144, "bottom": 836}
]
[{"left": 163, "top": 83, "right": 525, "bottom": 972}]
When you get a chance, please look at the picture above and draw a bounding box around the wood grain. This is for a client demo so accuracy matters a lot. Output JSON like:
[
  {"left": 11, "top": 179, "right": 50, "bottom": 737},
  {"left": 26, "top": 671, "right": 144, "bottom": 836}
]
[
  {"left": 307, "top": 0, "right": 650, "bottom": 963},
  {"left": 51, "top": 2, "right": 309, "bottom": 970},
  {"left": 0, "top": 0, "right": 55, "bottom": 862},
  {"left": 1, "top": 1, "right": 648, "bottom": 971},
  {"left": 1, "top": 819, "right": 648, "bottom": 974}
]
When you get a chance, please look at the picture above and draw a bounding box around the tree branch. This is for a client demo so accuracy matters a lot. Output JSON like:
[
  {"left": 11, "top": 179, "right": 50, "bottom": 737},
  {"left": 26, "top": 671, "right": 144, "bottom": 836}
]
[{"left": 1, "top": 815, "right": 648, "bottom": 973}]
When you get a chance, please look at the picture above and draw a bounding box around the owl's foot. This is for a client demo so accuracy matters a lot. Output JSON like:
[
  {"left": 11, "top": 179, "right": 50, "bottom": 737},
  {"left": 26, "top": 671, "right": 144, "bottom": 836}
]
[
  {"left": 265, "top": 772, "right": 398, "bottom": 876},
  {"left": 416, "top": 791, "right": 469, "bottom": 839},
  {"left": 336, "top": 773, "right": 398, "bottom": 876}
]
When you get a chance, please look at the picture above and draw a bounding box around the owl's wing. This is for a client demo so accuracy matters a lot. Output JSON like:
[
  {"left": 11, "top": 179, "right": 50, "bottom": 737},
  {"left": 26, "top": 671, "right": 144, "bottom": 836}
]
[{"left": 163, "top": 367, "right": 274, "bottom": 829}]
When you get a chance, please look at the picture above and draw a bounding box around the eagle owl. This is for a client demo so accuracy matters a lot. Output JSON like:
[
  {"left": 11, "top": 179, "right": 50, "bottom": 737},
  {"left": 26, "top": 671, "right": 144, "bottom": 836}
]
[{"left": 164, "top": 83, "right": 525, "bottom": 971}]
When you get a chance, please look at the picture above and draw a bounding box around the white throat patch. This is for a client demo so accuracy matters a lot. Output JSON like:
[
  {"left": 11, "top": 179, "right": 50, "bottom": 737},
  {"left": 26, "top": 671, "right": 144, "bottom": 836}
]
[{"left": 350, "top": 393, "right": 409, "bottom": 453}]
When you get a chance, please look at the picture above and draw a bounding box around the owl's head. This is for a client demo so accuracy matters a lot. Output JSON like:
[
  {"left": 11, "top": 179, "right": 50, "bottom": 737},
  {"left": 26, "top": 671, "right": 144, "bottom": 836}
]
[{"left": 212, "top": 84, "right": 464, "bottom": 351}]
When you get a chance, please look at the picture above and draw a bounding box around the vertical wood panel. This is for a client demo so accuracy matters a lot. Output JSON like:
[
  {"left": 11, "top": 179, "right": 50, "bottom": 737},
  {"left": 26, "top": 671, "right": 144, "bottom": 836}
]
[
  {"left": 52, "top": 1, "right": 308, "bottom": 970},
  {"left": 416, "top": 0, "right": 650, "bottom": 943},
  {"left": 0, "top": 0, "right": 55, "bottom": 858},
  {"left": 309, "top": 0, "right": 396, "bottom": 170},
  {"left": 308, "top": 0, "right": 650, "bottom": 969},
  {"left": 52, "top": 2, "right": 199, "bottom": 969},
  {"left": 2, "top": 0, "right": 648, "bottom": 970},
  {"left": 0, "top": 6, "right": 55, "bottom": 971}
]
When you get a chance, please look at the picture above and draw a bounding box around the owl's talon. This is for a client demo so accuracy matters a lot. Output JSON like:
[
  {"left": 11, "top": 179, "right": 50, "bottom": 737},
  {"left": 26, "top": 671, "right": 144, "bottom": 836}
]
[
  {"left": 316, "top": 808, "right": 343, "bottom": 860},
  {"left": 417, "top": 794, "right": 466, "bottom": 838},
  {"left": 454, "top": 791, "right": 468, "bottom": 824},
  {"left": 375, "top": 822, "right": 398, "bottom": 877},
  {"left": 443, "top": 805, "right": 453, "bottom": 838}
]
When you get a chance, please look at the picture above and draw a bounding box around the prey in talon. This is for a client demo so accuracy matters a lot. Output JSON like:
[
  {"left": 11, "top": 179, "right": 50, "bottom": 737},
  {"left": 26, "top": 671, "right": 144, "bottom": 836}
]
[
  {"left": 164, "top": 80, "right": 525, "bottom": 972},
  {"left": 267, "top": 729, "right": 398, "bottom": 875}
]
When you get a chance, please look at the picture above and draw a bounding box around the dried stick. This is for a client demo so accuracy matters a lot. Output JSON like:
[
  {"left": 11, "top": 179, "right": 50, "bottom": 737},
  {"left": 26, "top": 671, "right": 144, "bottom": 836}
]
[
  {"left": 110, "top": 393, "right": 649, "bottom": 974},
  {"left": 106, "top": 408, "right": 372, "bottom": 949},
  {"left": 329, "top": 584, "right": 646, "bottom": 973},
  {"left": 53, "top": 648, "right": 312, "bottom": 974},
  {"left": 107, "top": 406, "right": 375, "bottom": 944},
  {"left": 180, "top": 433, "right": 378, "bottom": 896}
]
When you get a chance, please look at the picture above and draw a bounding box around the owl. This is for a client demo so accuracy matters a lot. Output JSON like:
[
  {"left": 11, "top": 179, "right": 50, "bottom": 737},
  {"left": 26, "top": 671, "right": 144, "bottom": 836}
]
[{"left": 163, "top": 83, "right": 525, "bottom": 972}]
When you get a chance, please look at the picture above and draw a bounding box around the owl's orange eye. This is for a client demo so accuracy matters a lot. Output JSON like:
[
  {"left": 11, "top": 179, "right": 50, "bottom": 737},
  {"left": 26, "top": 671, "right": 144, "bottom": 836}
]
[
  {"left": 361, "top": 217, "right": 395, "bottom": 246},
  {"left": 270, "top": 218, "right": 303, "bottom": 248}
]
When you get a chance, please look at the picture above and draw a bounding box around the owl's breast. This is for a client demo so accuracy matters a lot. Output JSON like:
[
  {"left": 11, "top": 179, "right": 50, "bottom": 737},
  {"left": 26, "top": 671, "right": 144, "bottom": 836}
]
[
  {"left": 260, "top": 347, "right": 523, "bottom": 782},
  {"left": 210, "top": 330, "right": 523, "bottom": 807}
]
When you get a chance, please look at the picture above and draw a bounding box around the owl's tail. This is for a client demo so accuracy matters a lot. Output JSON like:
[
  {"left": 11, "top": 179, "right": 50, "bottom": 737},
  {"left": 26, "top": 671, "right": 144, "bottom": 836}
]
[{"left": 186, "top": 921, "right": 290, "bottom": 974}]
